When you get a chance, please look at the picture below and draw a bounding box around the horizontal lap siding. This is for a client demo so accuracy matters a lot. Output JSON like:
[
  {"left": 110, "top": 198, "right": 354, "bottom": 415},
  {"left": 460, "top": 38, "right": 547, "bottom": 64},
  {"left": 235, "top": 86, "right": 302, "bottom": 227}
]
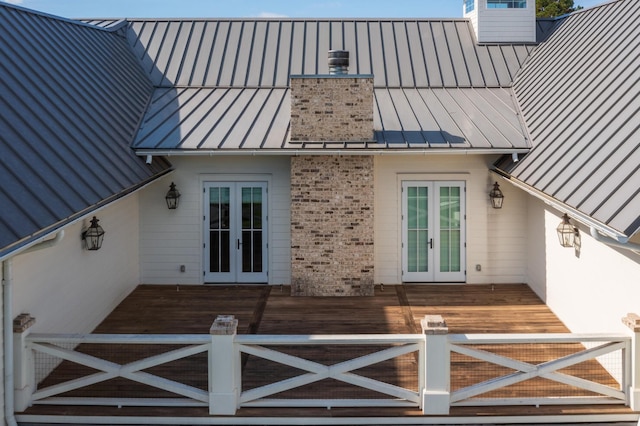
[
  {"left": 139, "top": 156, "right": 291, "bottom": 285},
  {"left": 374, "top": 155, "right": 527, "bottom": 284}
]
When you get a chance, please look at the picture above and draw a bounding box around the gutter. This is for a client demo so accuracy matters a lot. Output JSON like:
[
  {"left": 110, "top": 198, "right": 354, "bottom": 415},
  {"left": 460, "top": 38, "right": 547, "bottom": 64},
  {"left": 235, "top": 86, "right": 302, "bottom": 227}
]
[
  {"left": 0, "top": 169, "right": 173, "bottom": 263},
  {"left": 590, "top": 227, "right": 640, "bottom": 253},
  {"left": 492, "top": 171, "right": 630, "bottom": 243},
  {"left": 138, "top": 148, "right": 531, "bottom": 157},
  {"left": 2, "top": 230, "right": 65, "bottom": 426}
]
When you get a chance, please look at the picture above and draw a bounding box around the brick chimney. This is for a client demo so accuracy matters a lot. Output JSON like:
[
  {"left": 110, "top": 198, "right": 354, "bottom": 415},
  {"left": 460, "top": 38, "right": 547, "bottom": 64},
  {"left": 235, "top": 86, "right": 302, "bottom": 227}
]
[
  {"left": 289, "top": 51, "right": 375, "bottom": 297},
  {"left": 290, "top": 50, "right": 374, "bottom": 143}
]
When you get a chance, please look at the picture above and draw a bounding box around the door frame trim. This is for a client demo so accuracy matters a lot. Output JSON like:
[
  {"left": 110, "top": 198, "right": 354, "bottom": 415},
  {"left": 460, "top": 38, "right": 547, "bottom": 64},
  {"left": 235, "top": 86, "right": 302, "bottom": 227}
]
[
  {"left": 398, "top": 175, "right": 468, "bottom": 283},
  {"left": 200, "top": 174, "right": 272, "bottom": 284}
]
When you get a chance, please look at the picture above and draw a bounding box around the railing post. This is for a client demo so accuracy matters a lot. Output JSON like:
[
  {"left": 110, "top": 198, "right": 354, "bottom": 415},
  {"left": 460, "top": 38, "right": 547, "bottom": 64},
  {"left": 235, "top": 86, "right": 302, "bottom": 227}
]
[
  {"left": 209, "top": 315, "right": 240, "bottom": 415},
  {"left": 421, "top": 314, "right": 450, "bottom": 415},
  {"left": 623, "top": 313, "right": 640, "bottom": 410},
  {"left": 13, "top": 313, "right": 36, "bottom": 412}
]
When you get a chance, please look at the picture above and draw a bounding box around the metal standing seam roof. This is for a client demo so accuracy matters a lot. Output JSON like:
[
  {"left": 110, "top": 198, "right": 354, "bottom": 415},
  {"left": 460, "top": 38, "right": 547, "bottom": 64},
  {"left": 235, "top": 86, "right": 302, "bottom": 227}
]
[
  {"left": 122, "top": 18, "right": 535, "bottom": 152},
  {"left": 0, "top": 4, "right": 172, "bottom": 258},
  {"left": 132, "top": 86, "right": 529, "bottom": 151},
  {"left": 124, "top": 19, "right": 535, "bottom": 89},
  {"left": 503, "top": 0, "right": 640, "bottom": 237}
]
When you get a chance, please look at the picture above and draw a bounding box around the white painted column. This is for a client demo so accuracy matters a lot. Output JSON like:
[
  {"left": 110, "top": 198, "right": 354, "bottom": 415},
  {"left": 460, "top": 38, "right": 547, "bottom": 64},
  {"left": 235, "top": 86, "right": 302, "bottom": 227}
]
[
  {"left": 209, "top": 315, "right": 240, "bottom": 415},
  {"left": 623, "top": 313, "right": 640, "bottom": 411},
  {"left": 12, "top": 313, "right": 36, "bottom": 412},
  {"left": 421, "top": 314, "right": 450, "bottom": 415}
]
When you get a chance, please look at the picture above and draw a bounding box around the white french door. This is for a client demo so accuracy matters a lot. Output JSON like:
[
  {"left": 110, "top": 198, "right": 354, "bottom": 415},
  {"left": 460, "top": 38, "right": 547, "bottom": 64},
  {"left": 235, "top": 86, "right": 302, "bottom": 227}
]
[
  {"left": 204, "top": 182, "right": 268, "bottom": 283},
  {"left": 402, "top": 181, "right": 466, "bottom": 282}
]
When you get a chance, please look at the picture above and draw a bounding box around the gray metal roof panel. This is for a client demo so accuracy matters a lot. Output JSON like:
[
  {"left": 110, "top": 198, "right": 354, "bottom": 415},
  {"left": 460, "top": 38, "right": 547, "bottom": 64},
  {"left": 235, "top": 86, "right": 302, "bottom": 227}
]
[
  {"left": 0, "top": 4, "right": 172, "bottom": 257},
  {"left": 508, "top": 0, "right": 640, "bottom": 236},
  {"left": 134, "top": 87, "right": 529, "bottom": 151},
  {"left": 124, "top": 18, "right": 535, "bottom": 89}
]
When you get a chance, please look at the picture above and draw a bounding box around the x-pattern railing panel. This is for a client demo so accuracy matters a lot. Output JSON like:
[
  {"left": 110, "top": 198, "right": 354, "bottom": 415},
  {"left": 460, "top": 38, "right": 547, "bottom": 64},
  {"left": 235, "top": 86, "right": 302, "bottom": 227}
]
[
  {"left": 237, "top": 335, "right": 423, "bottom": 407},
  {"left": 449, "top": 334, "right": 630, "bottom": 405},
  {"left": 27, "top": 334, "right": 210, "bottom": 405}
]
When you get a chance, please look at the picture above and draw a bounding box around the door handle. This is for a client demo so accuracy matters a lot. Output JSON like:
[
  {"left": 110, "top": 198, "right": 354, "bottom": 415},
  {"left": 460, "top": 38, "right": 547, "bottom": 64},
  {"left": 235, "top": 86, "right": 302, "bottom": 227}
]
[
  {"left": 429, "top": 238, "right": 433, "bottom": 249},
  {"left": 237, "top": 239, "right": 241, "bottom": 250}
]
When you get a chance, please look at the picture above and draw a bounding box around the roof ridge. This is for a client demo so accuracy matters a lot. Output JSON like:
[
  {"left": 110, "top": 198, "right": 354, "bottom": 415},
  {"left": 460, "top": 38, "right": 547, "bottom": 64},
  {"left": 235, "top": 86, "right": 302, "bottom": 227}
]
[
  {"left": 0, "top": 1, "right": 126, "bottom": 32},
  {"left": 123, "top": 17, "right": 471, "bottom": 22}
]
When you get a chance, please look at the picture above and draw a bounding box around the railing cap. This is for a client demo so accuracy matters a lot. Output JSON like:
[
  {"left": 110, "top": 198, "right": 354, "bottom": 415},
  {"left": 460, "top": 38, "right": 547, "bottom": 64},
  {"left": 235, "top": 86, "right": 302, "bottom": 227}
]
[
  {"left": 623, "top": 313, "right": 640, "bottom": 332},
  {"left": 421, "top": 315, "right": 448, "bottom": 335},
  {"left": 210, "top": 315, "right": 238, "bottom": 336}
]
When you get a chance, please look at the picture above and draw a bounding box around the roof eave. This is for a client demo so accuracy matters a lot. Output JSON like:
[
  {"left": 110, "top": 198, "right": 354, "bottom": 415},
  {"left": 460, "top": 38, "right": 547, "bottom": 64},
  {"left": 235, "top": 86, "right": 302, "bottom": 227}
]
[
  {"left": 492, "top": 170, "right": 631, "bottom": 242},
  {"left": 137, "top": 148, "right": 531, "bottom": 157},
  {"left": 0, "top": 168, "right": 174, "bottom": 263}
]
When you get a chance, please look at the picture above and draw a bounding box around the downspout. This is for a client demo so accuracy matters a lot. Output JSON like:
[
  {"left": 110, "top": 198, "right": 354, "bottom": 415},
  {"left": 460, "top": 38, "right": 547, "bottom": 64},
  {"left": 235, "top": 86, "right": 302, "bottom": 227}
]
[
  {"left": 590, "top": 227, "right": 640, "bottom": 253},
  {"left": 3, "top": 230, "right": 64, "bottom": 426},
  {"left": 3, "top": 259, "right": 17, "bottom": 426}
]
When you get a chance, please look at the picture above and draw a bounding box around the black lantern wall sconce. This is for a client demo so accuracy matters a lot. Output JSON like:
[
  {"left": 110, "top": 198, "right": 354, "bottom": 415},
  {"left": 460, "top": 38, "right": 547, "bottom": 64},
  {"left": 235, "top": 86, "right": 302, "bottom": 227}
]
[
  {"left": 165, "top": 182, "right": 181, "bottom": 210},
  {"left": 489, "top": 182, "right": 504, "bottom": 209},
  {"left": 557, "top": 213, "right": 580, "bottom": 248},
  {"left": 81, "top": 216, "right": 105, "bottom": 251}
]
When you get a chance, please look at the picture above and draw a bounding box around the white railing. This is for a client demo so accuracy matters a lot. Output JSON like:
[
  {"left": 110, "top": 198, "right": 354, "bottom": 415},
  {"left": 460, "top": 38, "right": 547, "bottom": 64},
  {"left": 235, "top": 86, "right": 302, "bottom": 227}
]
[
  {"left": 12, "top": 314, "right": 640, "bottom": 417},
  {"left": 235, "top": 334, "right": 424, "bottom": 408},
  {"left": 21, "top": 334, "right": 211, "bottom": 409},
  {"left": 448, "top": 333, "right": 631, "bottom": 407}
]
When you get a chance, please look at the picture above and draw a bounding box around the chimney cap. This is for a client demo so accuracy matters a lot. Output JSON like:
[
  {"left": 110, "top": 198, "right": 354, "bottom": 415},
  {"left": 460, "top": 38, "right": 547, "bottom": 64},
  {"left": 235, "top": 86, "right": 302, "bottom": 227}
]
[{"left": 328, "top": 50, "right": 349, "bottom": 75}]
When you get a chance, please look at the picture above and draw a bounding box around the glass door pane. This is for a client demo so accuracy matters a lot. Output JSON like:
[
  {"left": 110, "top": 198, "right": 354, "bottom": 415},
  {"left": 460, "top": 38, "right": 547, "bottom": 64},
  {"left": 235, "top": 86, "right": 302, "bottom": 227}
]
[
  {"left": 241, "top": 186, "right": 263, "bottom": 274},
  {"left": 439, "top": 186, "right": 461, "bottom": 273},
  {"left": 402, "top": 182, "right": 434, "bottom": 282},
  {"left": 407, "top": 186, "right": 430, "bottom": 273},
  {"left": 434, "top": 182, "right": 465, "bottom": 282},
  {"left": 209, "top": 186, "right": 231, "bottom": 274}
]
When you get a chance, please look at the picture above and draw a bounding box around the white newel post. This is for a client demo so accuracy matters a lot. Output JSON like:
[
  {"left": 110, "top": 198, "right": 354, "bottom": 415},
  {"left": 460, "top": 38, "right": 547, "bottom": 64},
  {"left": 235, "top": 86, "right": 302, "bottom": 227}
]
[
  {"left": 13, "top": 313, "right": 36, "bottom": 412},
  {"left": 421, "top": 314, "right": 450, "bottom": 415},
  {"left": 209, "top": 315, "right": 240, "bottom": 415},
  {"left": 623, "top": 313, "right": 640, "bottom": 410}
]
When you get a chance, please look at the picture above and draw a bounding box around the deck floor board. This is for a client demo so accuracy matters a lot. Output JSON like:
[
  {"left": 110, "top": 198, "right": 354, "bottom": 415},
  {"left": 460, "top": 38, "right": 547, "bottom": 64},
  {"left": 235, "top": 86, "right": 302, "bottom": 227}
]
[{"left": 20, "top": 283, "right": 636, "bottom": 420}]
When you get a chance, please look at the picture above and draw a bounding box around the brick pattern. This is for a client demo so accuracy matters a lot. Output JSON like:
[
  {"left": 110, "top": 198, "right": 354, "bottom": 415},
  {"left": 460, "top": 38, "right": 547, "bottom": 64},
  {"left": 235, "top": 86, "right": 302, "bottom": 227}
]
[
  {"left": 290, "top": 76, "right": 374, "bottom": 142},
  {"left": 290, "top": 156, "right": 374, "bottom": 296}
]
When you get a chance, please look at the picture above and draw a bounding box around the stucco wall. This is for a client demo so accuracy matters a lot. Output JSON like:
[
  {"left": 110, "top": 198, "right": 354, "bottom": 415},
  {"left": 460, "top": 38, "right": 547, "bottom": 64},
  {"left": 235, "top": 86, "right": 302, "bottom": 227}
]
[
  {"left": 526, "top": 197, "right": 640, "bottom": 334},
  {"left": 10, "top": 196, "right": 141, "bottom": 334},
  {"left": 374, "top": 155, "right": 528, "bottom": 285},
  {"left": 138, "top": 156, "right": 291, "bottom": 285}
]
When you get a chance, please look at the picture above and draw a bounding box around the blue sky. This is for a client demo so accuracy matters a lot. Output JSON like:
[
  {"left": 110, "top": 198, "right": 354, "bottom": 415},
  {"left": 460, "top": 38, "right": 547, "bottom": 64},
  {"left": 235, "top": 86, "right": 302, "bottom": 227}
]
[{"left": 2, "top": 0, "right": 606, "bottom": 19}]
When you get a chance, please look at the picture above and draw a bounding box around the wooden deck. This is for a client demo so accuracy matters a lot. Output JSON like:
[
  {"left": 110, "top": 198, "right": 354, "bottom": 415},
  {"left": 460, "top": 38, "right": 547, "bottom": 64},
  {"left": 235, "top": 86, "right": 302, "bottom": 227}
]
[{"left": 19, "top": 283, "right": 637, "bottom": 424}]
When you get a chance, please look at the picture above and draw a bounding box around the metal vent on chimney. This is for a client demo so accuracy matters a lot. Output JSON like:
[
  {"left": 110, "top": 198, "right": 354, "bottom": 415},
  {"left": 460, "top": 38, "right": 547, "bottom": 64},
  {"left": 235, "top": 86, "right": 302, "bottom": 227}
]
[{"left": 328, "top": 50, "right": 349, "bottom": 75}]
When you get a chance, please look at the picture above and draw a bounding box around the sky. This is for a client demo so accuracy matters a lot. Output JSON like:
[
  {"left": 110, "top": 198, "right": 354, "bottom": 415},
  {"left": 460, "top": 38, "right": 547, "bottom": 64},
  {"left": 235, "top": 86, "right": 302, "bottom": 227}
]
[{"left": 1, "top": 0, "right": 607, "bottom": 19}]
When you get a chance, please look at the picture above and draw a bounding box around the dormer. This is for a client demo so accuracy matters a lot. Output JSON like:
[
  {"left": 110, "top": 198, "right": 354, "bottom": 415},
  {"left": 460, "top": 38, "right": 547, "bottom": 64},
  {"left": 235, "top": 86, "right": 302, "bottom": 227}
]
[{"left": 464, "top": 0, "right": 536, "bottom": 44}]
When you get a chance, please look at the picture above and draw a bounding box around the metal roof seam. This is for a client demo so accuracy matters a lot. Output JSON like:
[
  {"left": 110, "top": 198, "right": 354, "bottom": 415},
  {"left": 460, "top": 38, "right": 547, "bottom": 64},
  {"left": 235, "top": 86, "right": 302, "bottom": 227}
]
[
  {"left": 513, "top": 2, "right": 640, "bottom": 183},
  {"left": 218, "top": 88, "right": 262, "bottom": 149},
  {"left": 257, "top": 89, "right": 287, "bottom": 149},
  {"left": 0, "top": 45, "right": 123, "bottom": 193}
]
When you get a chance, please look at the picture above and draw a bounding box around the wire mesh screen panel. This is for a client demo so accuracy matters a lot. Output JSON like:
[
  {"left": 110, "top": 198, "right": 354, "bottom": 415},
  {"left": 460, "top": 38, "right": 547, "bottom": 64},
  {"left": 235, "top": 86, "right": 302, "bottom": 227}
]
[
  {"left": 237, "top": 336, "right": 423, "bottom": 407},
  {"left": 29, "top": 335, "right": 210, "bottom": 406},
  {"left": 449, "top": 337, "right": 628, "bottom": 405}
]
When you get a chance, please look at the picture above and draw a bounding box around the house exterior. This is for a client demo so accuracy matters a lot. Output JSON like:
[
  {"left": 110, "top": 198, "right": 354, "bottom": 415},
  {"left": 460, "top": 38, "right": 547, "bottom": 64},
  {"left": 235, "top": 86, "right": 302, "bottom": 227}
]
[{"left": 1, "top": 0, "right": 640, "bottom": 424}]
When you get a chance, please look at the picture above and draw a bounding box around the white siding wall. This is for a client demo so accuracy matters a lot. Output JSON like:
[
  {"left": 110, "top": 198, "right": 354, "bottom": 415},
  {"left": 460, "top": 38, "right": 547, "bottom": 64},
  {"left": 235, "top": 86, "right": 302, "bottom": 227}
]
[
  {"left": 139, "top": 156, "right": 291, "bottom": 285},
  {"left": 466, "top": 0, "right": 536, "bottom": 44},
  {"left": 11, "top": 196, "right": 141, "bottom": 334},
  {"left": 526, "top": 197, "right": 640, "bottom": 334},
  {"left": 374, "top": 155, "right": 527, "bottom": 285}
]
